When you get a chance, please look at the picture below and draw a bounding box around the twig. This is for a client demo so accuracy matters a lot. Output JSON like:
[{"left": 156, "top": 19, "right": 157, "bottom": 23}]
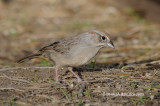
[
  {"left": 86, "top": 78, "right": 112, "bottom": 83},
  {"left": 0, "top": 66, "right": 55, "bottom": 72},
  {"left": 0, "top": 74, "right": 30, "bottom": 83},
  {"left": 0, "top": 88, "right": 24, "bottom": 92}
]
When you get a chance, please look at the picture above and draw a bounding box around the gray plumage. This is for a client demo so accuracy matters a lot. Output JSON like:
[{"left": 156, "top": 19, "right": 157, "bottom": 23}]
[{"left": 18, "top": 30, "right": 115, "bottom": 82}]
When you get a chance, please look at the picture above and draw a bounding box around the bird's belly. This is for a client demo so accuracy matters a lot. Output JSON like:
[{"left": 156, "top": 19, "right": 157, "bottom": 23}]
[
  {"left": 65, "top": 49, "right": 99, "bottom": 66},
  {"left": 70, "top": 55, "right": 91, "bottom": 66},
  {"left": 50, "top": 47, "right": 99, "bottom": 67}
]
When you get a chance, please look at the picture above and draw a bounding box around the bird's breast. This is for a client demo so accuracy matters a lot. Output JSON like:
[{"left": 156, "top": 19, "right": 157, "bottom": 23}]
[{"left": 66, "top": 46, "right": 99, "bottom": 66}]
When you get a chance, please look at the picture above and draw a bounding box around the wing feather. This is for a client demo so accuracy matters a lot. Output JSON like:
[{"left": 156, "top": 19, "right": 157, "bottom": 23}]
[{"left": 38, "top": 37, "right": 78, "bottom": 54}]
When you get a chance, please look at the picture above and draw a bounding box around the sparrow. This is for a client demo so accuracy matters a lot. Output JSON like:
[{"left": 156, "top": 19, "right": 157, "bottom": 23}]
[{"left": 18, "top": 30, "right": 115, "bottom": 82}]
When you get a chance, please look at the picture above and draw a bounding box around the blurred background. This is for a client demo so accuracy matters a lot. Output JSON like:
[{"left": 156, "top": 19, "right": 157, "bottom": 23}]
[
  {"left": 0, "top": 0, "right": 160, "bottom": 66},
  {"left": 0, "top": 0, "right": 160, "bottom": 105}
]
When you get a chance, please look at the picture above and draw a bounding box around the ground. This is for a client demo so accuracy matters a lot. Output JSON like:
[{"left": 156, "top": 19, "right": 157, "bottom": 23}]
[{"left": 0, "top": 0, "right": 160, "bottom": 106}]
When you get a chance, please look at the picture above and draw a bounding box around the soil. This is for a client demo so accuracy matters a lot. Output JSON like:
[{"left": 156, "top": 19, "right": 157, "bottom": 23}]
[{"left": 0, "top": 0, "right": 160, "bottom": 105}]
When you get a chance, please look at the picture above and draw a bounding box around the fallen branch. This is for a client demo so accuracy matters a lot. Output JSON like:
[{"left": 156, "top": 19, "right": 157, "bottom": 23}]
[
  {"left": 0, "top": 74, "right": 30, "bottom": 83},
  {"left": 0, "top": 87, "right": 24, "bottom": 92},
  {"left": 0, "top": 66, "right": 55, "bottom": 72}
]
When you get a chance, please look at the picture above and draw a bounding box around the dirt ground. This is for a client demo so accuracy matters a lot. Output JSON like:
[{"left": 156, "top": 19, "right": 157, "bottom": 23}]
[{"left": 0, "top": 0, "right": 160, "bottom": 106}]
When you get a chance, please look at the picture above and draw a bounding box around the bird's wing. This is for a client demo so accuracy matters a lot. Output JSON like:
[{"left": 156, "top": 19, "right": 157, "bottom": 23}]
[
  {"left": 39, "top": 41, "right": 60, "bottom": 52},
  {"left": 39, "top": 37, "right": 79, "bottom": 54}
]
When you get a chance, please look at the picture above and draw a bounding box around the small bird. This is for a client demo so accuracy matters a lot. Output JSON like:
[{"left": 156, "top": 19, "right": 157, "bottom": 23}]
[{"left": 18, "top": 30, "right": 115, "bottom": 82}]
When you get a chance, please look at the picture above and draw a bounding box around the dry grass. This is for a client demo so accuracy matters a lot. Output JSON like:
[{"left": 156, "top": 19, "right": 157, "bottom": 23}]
[{"left": 0, "top": 0, "right": 160, "bottom": 105}]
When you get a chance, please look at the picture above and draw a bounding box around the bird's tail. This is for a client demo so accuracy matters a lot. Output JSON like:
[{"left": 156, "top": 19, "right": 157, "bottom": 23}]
[{"left": 17, "top": 53, "right": 42, "bottom": 63}]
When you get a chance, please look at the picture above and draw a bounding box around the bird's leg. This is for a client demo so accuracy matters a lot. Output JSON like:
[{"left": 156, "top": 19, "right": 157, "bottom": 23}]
[{"left": 68, "top": 67, "right": 82, "bottom": 82}]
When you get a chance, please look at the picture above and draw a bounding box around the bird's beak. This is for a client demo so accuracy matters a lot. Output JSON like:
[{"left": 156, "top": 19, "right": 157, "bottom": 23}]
[{"left": 107, "top": 41, "right": 115, "bottom": 49}]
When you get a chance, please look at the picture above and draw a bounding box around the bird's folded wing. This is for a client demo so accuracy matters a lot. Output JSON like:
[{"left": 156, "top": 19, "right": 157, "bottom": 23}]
[{"left": 38, "top": 40, "right": 71, "bottom": 54}]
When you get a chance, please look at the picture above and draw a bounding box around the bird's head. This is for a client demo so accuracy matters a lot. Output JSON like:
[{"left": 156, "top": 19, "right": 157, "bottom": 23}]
[{"left": 87, "top": 30, "right": 115, "bottom": 49}]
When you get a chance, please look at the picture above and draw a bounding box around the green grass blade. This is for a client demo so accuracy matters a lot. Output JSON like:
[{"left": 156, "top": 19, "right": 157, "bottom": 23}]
[{"left": 49, "top": 79, "right": 70, "bottom": 102}]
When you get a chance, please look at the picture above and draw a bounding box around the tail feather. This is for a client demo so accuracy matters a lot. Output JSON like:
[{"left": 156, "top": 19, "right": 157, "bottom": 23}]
[{"left": 17, "top": 53, "right": 42, "bottom": 63}]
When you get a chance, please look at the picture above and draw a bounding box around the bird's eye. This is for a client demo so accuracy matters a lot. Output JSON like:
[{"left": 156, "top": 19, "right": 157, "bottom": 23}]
[{"left": 101, "top": 36, "right": 106, "bottom": 40}]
